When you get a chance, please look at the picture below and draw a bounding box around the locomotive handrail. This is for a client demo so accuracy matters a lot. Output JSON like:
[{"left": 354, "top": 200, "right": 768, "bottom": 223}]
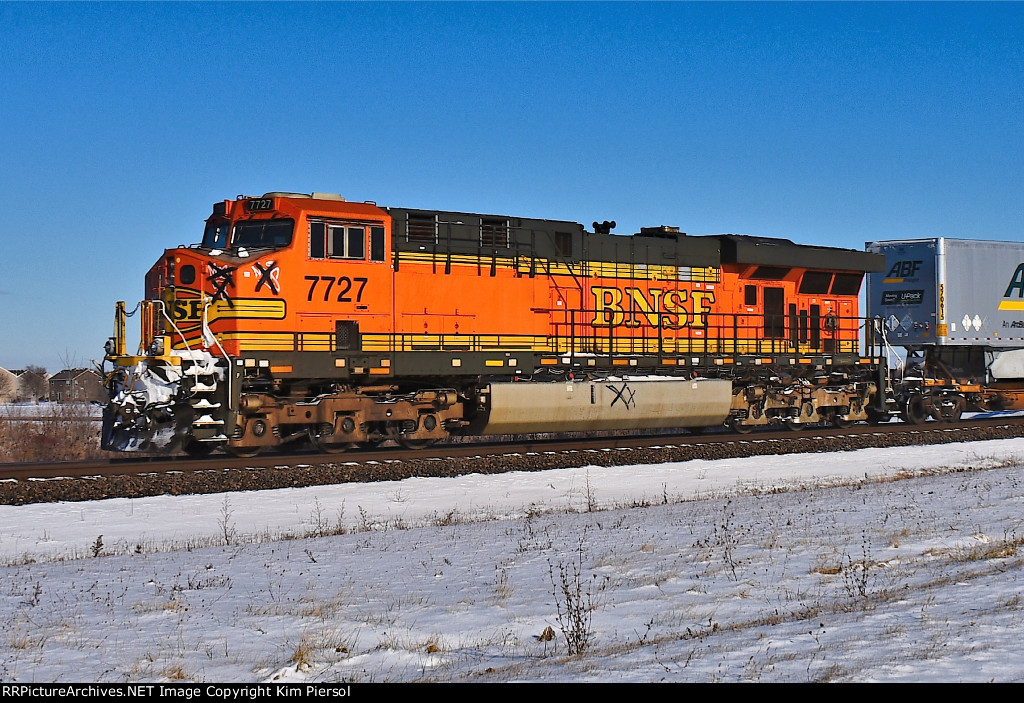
[
  {"left": 543, "top": 306, "right": 867, "bottom": 358},
  {"left": 202, "top": 299, "right": 233, "bottom": 404}
]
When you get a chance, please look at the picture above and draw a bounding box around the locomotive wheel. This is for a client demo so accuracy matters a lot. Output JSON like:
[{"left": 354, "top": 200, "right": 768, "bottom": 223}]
[
  {"left": 865, "top": 406, "right": 888, "bottom": 425},
  {"left": 308, "top": 427, "right": 349, "bottom": 454},
  {"left": 228, "top": 446, "right": 262, "bottom": 458},
  {"left": 785, "top": 402, "right": 815, "bottom": 431},
  {"left": 903, "top": 394, "right": 930, "bottom": 425},
  {"left": 729, "top": 417, "right": 753, "bottom": 434},
  {"left": 832, "top": 413, "right": 853, "bottom": 429},
  {"left": 311, "top": 436, "right": 349, "bottom": 454},
  {"left": 396, "top": 437, "right": 437, "bottom": 450},
  {"left": 183, "top": 439, "right": 214, "bottom": 458}
]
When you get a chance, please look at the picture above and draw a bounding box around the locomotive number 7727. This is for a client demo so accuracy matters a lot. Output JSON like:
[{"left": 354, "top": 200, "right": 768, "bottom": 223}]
[{"left": 304, "top": 276, "right": 368, "bottom": 303}]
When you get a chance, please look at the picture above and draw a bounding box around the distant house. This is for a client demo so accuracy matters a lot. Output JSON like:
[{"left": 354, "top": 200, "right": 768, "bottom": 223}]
[
  {"left": 8, "top": 369, "right": 50, "bottom": 403},
  {"left": 0, "top": 367, "right": 16, "bottom": 403},
  {"left": 49, "top": 368, "right": 105, "bottom": 403}
]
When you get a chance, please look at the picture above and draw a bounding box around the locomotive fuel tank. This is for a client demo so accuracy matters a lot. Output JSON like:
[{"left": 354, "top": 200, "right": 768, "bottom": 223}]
[{"left": 480, "top": 377, "right": 732, "bottom": 434}]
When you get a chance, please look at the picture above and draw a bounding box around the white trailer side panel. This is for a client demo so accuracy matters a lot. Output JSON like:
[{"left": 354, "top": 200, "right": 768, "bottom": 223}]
[{"left": 867, "top": 238, "right": 1024, "bottom": 349}]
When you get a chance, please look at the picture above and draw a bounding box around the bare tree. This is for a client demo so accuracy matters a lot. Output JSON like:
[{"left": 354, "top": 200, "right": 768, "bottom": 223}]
[
  {"left": 21, "top": 366, "right": 48, "bottom": 402},
  {"left": 59, "top": 348, "right": 82, "bottom": 372}
]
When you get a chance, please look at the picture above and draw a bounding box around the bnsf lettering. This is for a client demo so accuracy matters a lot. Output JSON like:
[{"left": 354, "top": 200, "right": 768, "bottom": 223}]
[
  {"left": 590, "top": 286, "right": 715, "bottom": 328},
  {"left": 172, "top": 299, "right": 206, "bottom": 321},
  {"left": 1004, "top": 264, "right": 1024, "bottom": 299},
  {"left": 886, "top": 260, "right": 922, "bottom": 279},
  {"left": 305, "top": 276, "right": 368, "bottom": 303}
]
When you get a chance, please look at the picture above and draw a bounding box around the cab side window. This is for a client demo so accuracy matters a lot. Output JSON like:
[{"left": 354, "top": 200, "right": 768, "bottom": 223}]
[
  {"left": 370, "top": 226, "right": 385, "bottom": 262},
  {"left": 310, "top": 221, "right": 387, "bottom": 261},
  {"left": 310, "top": 222, "right": 327, "bottom": 258},
  {"left": 332, "top": 225, "right": 365, "bottom": 259},
  {"left": 744, "top": 285, "right": 757, "bottom": 306}
]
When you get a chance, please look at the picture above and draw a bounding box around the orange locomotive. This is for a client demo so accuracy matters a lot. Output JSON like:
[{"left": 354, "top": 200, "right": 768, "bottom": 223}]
[{"left": 101, "top": 192, "right": 886, "bottom": 454}]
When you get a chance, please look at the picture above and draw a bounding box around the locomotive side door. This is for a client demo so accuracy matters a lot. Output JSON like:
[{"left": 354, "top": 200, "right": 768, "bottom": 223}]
[
  {"left": 763, "top": 287, "right": 786, "bottom": 353},
  {"left": 739, "top": 283, "right": 759, "bottom": 355},
  {"left": 818, "top": 297, "right": 850, "bottom": 353}
]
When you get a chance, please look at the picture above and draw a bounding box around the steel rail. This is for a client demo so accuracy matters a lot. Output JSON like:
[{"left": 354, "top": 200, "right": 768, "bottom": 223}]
[{"left": 2, "top": 416, "right": 1024, "bottom": 482}]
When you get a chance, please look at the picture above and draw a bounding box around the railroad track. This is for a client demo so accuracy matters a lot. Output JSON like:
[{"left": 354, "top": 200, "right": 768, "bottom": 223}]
[{"left": 2, "top": 417, "right": 1024, "bottom": 506}]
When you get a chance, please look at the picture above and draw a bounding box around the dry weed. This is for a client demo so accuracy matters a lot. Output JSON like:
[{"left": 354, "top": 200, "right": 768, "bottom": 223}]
[{"left": 0, "top": 404, "right": 103, "bottom": 462}]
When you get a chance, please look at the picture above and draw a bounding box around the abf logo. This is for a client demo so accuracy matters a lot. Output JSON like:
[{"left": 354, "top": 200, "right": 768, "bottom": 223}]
[
  {"left": 998, "top": 263, "right": 1024, "bottom": 310},
  {"left": 590, "top": 287, "right": 715, "bottom": 328},
  {"left": 883, "top": 260, "right": 922, "bottom": 282}
]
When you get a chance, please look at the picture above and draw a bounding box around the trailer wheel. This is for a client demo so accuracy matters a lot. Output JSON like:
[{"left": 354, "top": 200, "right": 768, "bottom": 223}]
[
  {"left": 937, "top": 395, "right": 966, "bottom": 423},
  {"left": 903, "top": 394, "right": 930, "bottom": 425}
]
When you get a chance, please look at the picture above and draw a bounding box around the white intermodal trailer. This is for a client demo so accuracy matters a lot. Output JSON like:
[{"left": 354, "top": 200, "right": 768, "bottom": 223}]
[{"left": 866, "top": 238, "right": 1024, "bottom": 420}]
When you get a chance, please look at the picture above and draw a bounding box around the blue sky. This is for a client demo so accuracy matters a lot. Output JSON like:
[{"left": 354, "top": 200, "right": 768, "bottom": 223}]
[{"left": 1, "top": 2, "right": 1023, "bottom": 372}]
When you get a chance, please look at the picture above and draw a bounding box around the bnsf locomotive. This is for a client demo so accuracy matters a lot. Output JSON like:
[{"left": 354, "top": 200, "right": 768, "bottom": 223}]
[{"left": 101, "top": 192, "right": 890, "bottom": 456}]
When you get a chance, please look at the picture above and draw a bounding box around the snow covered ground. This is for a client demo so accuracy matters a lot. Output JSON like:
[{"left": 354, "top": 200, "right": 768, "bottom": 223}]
[{"left": 1, "top": 438, "right": 1024, "bottom": 682}]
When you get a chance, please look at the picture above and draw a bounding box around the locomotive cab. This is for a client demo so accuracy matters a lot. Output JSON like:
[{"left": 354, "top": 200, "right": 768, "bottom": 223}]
[
  {"left": 139, "top": 193, "right": 396, "bottom": 358},
  {"left": 103, "top": 193, "right": 403, "bottom": 453}
]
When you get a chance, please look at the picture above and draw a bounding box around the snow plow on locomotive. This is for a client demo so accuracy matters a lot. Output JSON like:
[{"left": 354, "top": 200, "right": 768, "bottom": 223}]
[{"left": 100, "top": 192, "right": 889, "bottom": 455}]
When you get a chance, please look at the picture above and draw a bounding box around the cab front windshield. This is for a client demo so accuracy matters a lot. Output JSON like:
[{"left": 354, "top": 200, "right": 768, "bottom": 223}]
[
  {"left": 202, "top": 220, "right": 231, "bottom": 249},
  {"left": 202, "top": 218, "right": 294, "bottom": 249}
]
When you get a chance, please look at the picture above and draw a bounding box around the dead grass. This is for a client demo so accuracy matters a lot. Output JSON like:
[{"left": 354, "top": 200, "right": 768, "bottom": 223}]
[
  {"left": 0, "top": 404, "right": 103, "bottom": 462},
  {"left": 954, "top": 533, "right": 1024, "bottom": 562},
  {"left": 161, "top": 663, "right": 188, "bottom": 680},
  {"left": 290, "top": 636, "right": 315, "bottom": 671}
]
